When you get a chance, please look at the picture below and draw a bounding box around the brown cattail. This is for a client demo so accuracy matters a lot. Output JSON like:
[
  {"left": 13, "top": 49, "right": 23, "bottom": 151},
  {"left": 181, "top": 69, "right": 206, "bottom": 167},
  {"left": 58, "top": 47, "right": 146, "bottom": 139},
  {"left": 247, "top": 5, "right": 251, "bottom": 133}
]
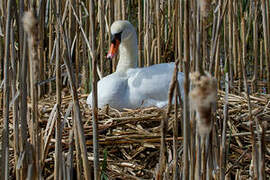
[
  {"left": 189, "top": 72, "right": 217, "bottom": 136},
  {"left": 199, "top": 0, "right": 211, "bottom": 18},
  {"left": 22, "top": 11, "right": 38, "bottom": 34}
]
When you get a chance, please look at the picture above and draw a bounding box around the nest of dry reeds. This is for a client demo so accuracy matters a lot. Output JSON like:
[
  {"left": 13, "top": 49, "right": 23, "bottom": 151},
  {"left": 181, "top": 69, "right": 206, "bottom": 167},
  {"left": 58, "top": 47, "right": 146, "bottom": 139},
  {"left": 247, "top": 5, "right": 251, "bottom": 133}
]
[{"left": 3, "top": 90, "right": 268, "bottom": 179}]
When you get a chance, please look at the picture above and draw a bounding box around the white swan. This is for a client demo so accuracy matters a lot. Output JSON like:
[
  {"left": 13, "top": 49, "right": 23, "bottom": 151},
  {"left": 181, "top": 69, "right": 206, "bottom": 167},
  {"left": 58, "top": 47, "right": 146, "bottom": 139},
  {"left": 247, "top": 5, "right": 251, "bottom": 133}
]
[{"left": 87, "top": 20, "right": 184, "bottom": 109}]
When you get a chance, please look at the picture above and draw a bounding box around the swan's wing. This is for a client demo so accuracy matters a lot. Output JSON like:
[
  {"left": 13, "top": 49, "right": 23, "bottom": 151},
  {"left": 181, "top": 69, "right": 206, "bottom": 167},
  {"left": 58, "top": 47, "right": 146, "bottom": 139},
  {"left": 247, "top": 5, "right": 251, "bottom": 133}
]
[{"left": 127, "top": 63, "right": 184, "bottom": 104}]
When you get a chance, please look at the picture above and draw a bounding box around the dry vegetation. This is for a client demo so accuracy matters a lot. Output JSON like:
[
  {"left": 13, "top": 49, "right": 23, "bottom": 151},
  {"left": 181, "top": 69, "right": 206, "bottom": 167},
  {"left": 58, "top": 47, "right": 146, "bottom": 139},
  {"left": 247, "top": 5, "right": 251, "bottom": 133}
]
[{"left": 0, "top": 0, "right": 269, "bottom": 179}]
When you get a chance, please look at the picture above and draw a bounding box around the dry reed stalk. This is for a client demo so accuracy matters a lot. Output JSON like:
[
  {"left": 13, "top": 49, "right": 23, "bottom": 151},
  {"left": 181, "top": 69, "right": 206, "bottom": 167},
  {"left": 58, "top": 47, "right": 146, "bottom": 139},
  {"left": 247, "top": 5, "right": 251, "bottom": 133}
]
[
  {"left": 38, "top": 0, "right": 46, "bottom": 97},
  {"left": 144, "top": 0, "right": 150, "bottom": 66},
  {"left": 48, "top": 0, "right": 53, "bottom": 94},
  {"left": 178, "top": 1, "right": 183, "bottom": 71},
  {"left": 121, "top": 0, "right": 125, "bottom": 20},
  {"left": 1, "top": 1, "right": 13, "bottom": 179},
  {"left": 71, "top": 111, "right": 82, "bottom": 180},
  {"left": 173, "top": 1, "right": 178, "bottom": 63},
  {"left": 54, "top": 0, "right": 62, "bottom": 179},
  {"left": 209, "top": 0, "right": 219, "bottom": 73},
  {"left": 173, "top": 62, "right": 180, "bottom": 180},
  {"left": 183, "top": 0, "right": 190, "bottom": 179},
  {"left": 237, "top": 40, "right": 242, "bottom": 92},
  {"left": 214, "top": 38, "right": 220, "bottom": 89},
  {"left": 232, "top": 1, "right": 238, "bottom": 80},
  {"left": 156, "top": 111, "right": 166, "bottom": 180},
  {"left": 156, "top": 0, "right": 161, "bottom": 64},
  {"left": 260, "top": 40, "right": 263, "bottom": 80},
  {"left": 10, "top": 22, "right": 20, "bottom": 180},
  {"left": 56, "top": 9, "right": 92, "bottom": 180},
  {"left": 137, "top": 0, "right": 142, "bottom": 67},
  {"left": 19, "top": 26, "right": 29, "bottom": 180},
  {"left": 241, "top": 17, "right": 259, "bottom": 179},
  {"left": 258, "top": 121, "right": 266, "bottom": 179},
  {"left": 43, "top": 104, "right": 57, "bottom": 165},
  {"left": 18, "top": 0, "right": 24, "bottom": 65},
  {"left": 220, "top": 64, "right": 229, "bottom": 180},
  {"left": 82, "top": 4, "right": 90, "bottom": 93},
  {"left": 195, "top": 0, "right": 201, "bottom": 73},
  {"left": 261, "top": 0, "right": 270, "bottom": 93},
  {"left": 74, "top": 0, "right": 80, "bottom": 88},
  {"left": 209, "top": 0, "right": 228, "bottom": 74},
  {"left": 90, "top": 0, "right": 99, "bottom": 179},
  {"left": 157, "top": 61, "right": 179, "bottom": 179},
  {"left": 116, "top": 0, "right": 121, "bottom": 20},
  {"left": 228, "top": 0, "right": 234, "bottom": 88},
  {"left": 23, "top": 10, "right": 41, "bottom": 178},
  {"left": 107, "top": 0, "right": 112, "bottom": 73},
  {"left": 99, "top": 0, "right": 105, "bottom": 76},
  {"left": 67, "top": 128, "right": 74, "bottom": 179},
  {"left": 252, "top": 1, "right": 258, "bottom": 93}
]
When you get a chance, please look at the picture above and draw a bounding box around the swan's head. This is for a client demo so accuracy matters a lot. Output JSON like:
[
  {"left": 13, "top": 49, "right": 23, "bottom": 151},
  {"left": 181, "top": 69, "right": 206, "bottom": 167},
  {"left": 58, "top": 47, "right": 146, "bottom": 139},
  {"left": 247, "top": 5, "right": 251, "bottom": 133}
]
[{"left": 107, "top": 20, "right": 136, "bottom": 59}]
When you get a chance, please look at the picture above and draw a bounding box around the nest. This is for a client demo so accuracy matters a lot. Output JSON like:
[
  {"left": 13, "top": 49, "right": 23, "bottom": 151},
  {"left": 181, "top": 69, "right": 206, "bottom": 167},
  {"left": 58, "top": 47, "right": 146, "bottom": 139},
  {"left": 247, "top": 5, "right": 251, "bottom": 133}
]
[{"left": 2, "top": 91, "right": 270, "bottom": 179}]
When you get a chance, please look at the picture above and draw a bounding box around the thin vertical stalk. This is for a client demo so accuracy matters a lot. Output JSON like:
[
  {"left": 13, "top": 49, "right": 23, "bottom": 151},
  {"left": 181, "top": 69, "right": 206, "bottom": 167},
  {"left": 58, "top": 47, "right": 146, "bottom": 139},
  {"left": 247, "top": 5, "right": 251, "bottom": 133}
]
[
  {"left": 209, "top": 0, "right": 228, "bottom": 74},
  {"left": 99, "top": 0, "right": 105, "bottom": 76},
  {"left": 67, "top": 128, "right": 74, "bottom": 180},
  {"left": 173, "top": 71, "right": 180, "bottom": 180},
  {"left": 195, "top": 0, "right": 202, "bottom": 74},
  {"left": 220, "top": 62, "right": 229, "bottom": 180},
  {"left": 73, "top": 113, "right": 83, "bottom": 180},
  {"left": 24, "top": 10, "right": 41, "bottom": 179},
  {"left": 261, "top": 0, "right": 270, "bottom": 93},
  {"left": 48, "top": 0, "right": 53, "bottom": 94},
  {"left": 90, "top": 0, "right": 99, "bottom": 179},
  {"left": 55, "top": 1, "right": 92, "bottom": 178},
  {"left": 107, "top": 0, "right": 113, "bottom": 73},
  {"left": 237, "top": 39, "right": 242, "bottom": 92},
  {"left": 117, "top": 0, "right": 121, "bottom": 20},
  {"left": 138, "top": 0, "right": 142, "bottom": 67},
  {"left": 214, "top": 38, "right": 220, "bottom": 88},
  {"left": 228, "top": 0, "right": 233, "bottom": 88},
  {"left": 74, "top": 0, "right": 79, "bottom": 88},
  {"left": 260, "top": 40, "right": 263, "bottom": 80},
  {"left": 19, "top": 25, "right": 29, "bottom": 180},
  {"left": 1, "top": 0, "right": 13, "bottom": 179},
  {"left": 252, "top": 1, "right": 258, "bottom": 93},
  {"left": 54, "top": 0, "right": 62, "bottom": 179},
  {"left": 121, "top": 0, "right": 125, "bottom": 19},
  {"left": 178, "top": 0, "right": 183, "bottom": 71},
  {"left": 232, "top": 1, "right": 238, "bottom": 79},
  {"left": 183, "top": 0, "right": 190, "bottom": 179},
  {"left": 10, "top": 21, "right": 20, "bottom": 180},
  {"left": 241, "top": 17, "right": 259, "bottom": 179},
  {"left": 38, "top": 0, "right": 46, "bottom": 97},
  {"left": 19, "top": 0, "right": 24, "bottom": 60},
  {"left": 144, "top": 0, "right": 150, "bottom": 66},
  {"left": 258, "top": 121, "right": 266, "bottom": 180},
  {"left": 81, "top": 1, "right": 89, "bottom": 93},
  {"left": 156, "top": 0, "right": 161, "bottom": 64}
]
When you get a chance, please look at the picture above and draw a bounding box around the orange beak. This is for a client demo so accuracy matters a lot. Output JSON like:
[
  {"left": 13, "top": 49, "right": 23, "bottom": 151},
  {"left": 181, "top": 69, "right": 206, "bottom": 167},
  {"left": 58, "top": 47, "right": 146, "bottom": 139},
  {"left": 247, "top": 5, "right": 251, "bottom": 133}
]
[{"left": 107, "top": 39, "right": 120, "bottom": 59}]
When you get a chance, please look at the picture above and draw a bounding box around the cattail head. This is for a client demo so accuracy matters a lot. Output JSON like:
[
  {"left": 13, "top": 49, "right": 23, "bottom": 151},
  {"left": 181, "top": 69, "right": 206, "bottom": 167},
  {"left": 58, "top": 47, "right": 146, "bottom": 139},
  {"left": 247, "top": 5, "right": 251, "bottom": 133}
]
[
  {"left": 199, "top": 0, "right": 212, "bottom": 18},
  {"left": 189, "top": 72, "right": 217, "bottom": 136},
  {"left": 22, "top": 11, "right": 38, "bottom": 34}
]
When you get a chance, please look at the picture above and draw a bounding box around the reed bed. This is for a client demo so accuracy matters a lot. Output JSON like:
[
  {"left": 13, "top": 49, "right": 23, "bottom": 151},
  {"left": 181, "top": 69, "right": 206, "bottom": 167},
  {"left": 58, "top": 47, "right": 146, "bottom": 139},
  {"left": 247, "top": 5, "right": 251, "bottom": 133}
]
[
  {"left": 0, "top": 0, "right": 270, "bottom": 179},
  {"left": 1, "top": 91, "right": 270, "bottom": 179}
]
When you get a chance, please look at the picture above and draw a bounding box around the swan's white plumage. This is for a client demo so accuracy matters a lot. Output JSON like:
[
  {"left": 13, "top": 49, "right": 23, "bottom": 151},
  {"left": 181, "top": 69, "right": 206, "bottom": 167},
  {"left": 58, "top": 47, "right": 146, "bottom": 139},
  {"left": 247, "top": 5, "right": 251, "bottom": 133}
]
[{"left": 87, "top": 20, "right": 184, "bottom": 109}]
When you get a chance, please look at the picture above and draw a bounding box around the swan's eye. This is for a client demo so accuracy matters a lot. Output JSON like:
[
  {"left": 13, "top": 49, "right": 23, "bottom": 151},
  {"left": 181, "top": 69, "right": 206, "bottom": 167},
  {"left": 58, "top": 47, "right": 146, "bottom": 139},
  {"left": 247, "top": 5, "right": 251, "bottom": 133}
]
[{"left": 111, "top": 32, "right": 122, "bottom": 44}]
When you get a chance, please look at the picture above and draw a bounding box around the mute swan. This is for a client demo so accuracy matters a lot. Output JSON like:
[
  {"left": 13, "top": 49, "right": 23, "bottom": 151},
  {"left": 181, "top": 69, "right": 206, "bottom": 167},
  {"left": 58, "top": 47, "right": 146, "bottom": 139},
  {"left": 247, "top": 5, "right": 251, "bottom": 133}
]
[{"left": 87, "top": 20, "right": 184, "bottom": 109}]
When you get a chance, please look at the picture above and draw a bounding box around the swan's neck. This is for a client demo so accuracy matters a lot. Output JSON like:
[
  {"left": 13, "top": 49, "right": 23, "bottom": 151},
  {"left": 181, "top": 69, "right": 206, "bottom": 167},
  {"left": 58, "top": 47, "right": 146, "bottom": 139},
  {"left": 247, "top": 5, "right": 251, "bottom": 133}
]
[{"left": 116, "top": 35, "right": 138, "bottom": 72}]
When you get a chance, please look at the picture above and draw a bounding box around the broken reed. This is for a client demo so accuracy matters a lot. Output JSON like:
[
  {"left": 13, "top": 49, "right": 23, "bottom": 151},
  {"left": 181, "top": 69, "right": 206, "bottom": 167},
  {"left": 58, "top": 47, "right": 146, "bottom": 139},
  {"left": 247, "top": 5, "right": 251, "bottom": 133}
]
[{"left": 0, "top": 0, "right": 268, "bottom": 179}]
